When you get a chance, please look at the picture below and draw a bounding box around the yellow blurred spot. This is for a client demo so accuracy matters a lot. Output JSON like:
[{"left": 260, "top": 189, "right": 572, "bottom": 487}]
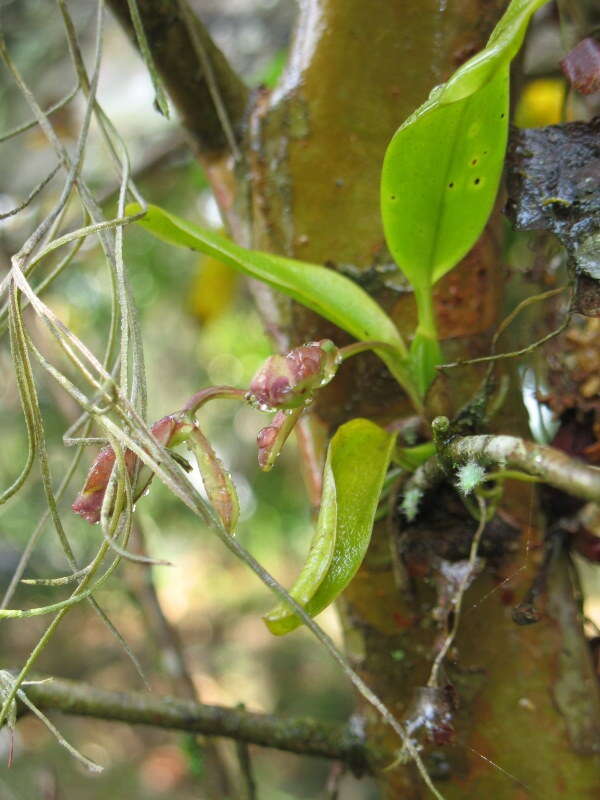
[
  {"left": 187, "top": 254, "right": 237, "bottom": 323},
  {"left": 515, "top": 78, "right": 566, "bottom": 128}
]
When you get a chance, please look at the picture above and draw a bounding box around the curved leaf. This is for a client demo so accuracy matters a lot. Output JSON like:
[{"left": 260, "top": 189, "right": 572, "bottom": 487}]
[
  {"left": 263, "top": 457, "right": 337, "bottom": 634},
  {"left": 126, "top": 203, "right": 420, "bottom": 409},
  {"left": 264, "top": 418, "right": 395, "bottom": 635}
]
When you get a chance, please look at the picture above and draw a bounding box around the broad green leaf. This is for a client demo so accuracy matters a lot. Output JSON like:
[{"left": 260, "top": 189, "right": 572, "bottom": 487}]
[
  {"left": 381, "top": 0, "right": 549, "bottom": 290},
  {"left": 381, "top": 65, "right": 509, "bottom": 295},
  {"left": 126, "top": 203, "right": 420, "bottom": 409},
  {"left": 380, "top": 0, "right": 549, "bottom": 396},
  {"left": 264, "top": 418, "right": 395, "bottom": 635}
]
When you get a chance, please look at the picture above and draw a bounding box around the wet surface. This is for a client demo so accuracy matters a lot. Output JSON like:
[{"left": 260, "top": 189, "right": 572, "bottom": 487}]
[{"left": 506, "top": 117, "right": 600, "bottom": 315}]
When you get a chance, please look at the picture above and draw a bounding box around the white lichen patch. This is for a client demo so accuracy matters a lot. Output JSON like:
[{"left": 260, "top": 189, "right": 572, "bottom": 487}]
[{"left": 456, "top": 461, "right": 486, "bottom": 495}]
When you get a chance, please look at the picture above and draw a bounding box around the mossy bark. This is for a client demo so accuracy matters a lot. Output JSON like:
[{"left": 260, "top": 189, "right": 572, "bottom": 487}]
[{"left": 240, "top": 1, "right": 600, "bottom": 797}]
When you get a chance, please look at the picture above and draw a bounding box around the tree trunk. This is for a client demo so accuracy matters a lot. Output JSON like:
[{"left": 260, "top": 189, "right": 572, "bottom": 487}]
[{"left": 239, "top": 1, "right": 600, "bottom": 796}]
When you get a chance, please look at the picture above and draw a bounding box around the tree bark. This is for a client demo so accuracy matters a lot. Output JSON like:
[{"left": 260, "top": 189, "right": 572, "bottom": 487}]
[
  {"left": 241, "top": 1, "right": 600, "bottom": 797},
  {"left": 109, "top": 0, "right": 600, "bottom": 796}
]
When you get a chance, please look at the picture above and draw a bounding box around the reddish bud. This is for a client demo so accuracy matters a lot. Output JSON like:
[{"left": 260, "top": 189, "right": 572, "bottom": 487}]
[
  {"left": 72, "top": 447, "right": 137, "bottom": 523},
  {"left": 560, "top": 38, "right": 600, "bottom": 95},
  {"left": 247, "top": 340, "right": 340, "bottom": 412},
  {"left": 72, "top": 415, "right": 193, "bottom": 524},
  {"left": 257, "top": 411, "right": 288, "bottom": 470}
]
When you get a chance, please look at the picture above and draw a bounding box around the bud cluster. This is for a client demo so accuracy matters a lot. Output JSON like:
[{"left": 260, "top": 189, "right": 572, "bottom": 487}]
[{"left": 246, "top": 340, "right": 340, "bottom": 412}]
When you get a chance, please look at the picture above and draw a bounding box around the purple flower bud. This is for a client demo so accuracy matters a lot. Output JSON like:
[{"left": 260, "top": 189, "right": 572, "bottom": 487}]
[
  {"left": 72, "top": 415, "right": 193, "bottom": 524},
  {"left": 257, "top": 411, "right": 288, "bottom": 469},
  {"left": 72, "top": 446, "right": 137, "bottom": 524},
  {"left": 247, "top": 340, "right": 340, "bottom": 412},
  {"left": 560, "top": 38, "right": 600, "bottom": 95}
]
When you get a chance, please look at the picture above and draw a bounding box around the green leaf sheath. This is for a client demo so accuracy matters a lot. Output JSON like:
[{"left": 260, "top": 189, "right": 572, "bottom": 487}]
[
  {"left": 126, "top": 203, "right": 420, "bottom": 410},
  {"left": 188, "top": 426, "right": 239, "bottom": 534},
  {"left": 409, "top": 331, "right": 444, "bottom": 400},
  {"left": 264, "top": 419, "right": 396, "bottom": 636}
]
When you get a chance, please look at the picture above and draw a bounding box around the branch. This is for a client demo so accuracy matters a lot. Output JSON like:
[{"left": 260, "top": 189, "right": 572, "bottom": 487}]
[
  {"left": 106, "top": 0, "right": 248, "bottom": 159},
  {"left": 403, "top": 423, "right": 600, "bottom": 514},
  {"left": 446, "top": 434, "right": 600, "bottom": 503},
  {"left": 18, "top": 677, "right": 374, "bottom": 775}
]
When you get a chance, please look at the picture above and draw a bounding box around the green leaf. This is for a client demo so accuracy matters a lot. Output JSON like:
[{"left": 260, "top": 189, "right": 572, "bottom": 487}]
[
  {"left": 440, "top": 0, "right": 550, "bottom": 104},
  {"left": 380, "top": 0, "right": 549, "bottom": 395},
  {"left": 381, "top": 65, "right": 509, "bottom": 296},
  {"left": 263, "top": 418, "right": 395, "bottom": 635},
  {"left": 126, "top": 203, "right": 420, "bottom": 409},
  {"left": 381, "top": 0, "right": 548, "bottom": 292},
  {"left": 394, "top": 441, "right": 435, "bottom": 471}
]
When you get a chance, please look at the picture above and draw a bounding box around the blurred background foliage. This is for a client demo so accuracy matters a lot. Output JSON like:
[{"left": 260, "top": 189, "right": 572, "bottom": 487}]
[{"left": 0, "top": 1, "right": 599, "bottom": 798}]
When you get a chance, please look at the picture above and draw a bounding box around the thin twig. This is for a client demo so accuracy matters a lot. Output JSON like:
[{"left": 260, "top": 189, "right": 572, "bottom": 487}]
[
  {"left": 18, "top": 676, "right": 374, "bottom": 774},
  {"left": 125, "top": 0, "right": 169, "bottom": 116},
  {"left": 439, "top": 294, "right": 571, "bottom": 370},
  {"left": 404, "top": 428, "right": 600, "bottom": 511},
  {"left": 235, "top": 703, "right": 258, "bottom": 800}
]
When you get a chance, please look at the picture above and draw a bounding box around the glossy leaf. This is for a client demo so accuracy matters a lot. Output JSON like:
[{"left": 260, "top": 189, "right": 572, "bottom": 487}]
[
  {"left": 381, "top": 0, "right": 548, "bottom": 290},
  {"left": 382, "top": 66, "right": 509, "bottom": 296},
  {"left": 381, "top": 0, "right": 549, "bottom": 395},
  {"left": 126, "top": 203, "right": 420, "bottom": 408},
  {"left": 440, "top": 0, "right": 550, "bottom": 104},
  {"left": 264, "top": 418, "right": 395, "bottom": 635}
]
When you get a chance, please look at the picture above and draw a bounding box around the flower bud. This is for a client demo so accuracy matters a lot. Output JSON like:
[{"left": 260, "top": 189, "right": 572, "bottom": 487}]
[
  {"left": 72, "top": 414, "right": 193, "bottom": 524},
  {"left": 71, "top": 446, "right": 136, "bottom": 524},
  {"left": 246, "top": 340, "right": 340, "bottom": 412},
  {"left": 257, "top": 411, "right": 288, "bottom": 470}
]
